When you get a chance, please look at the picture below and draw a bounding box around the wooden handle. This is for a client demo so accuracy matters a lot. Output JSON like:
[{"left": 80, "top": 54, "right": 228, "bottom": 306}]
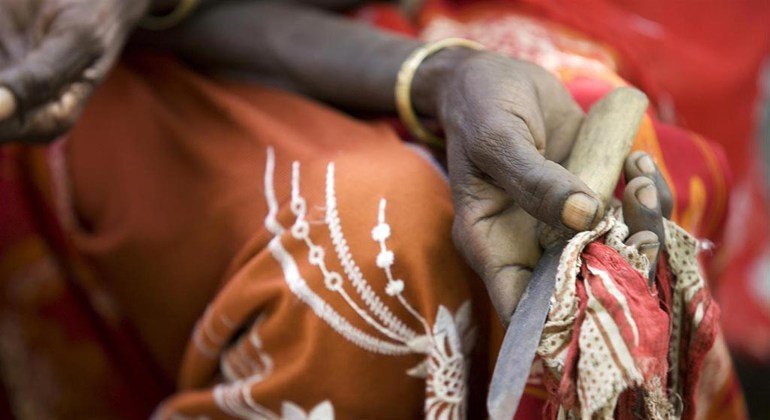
[
  {"left": 566, "top": 87, "right": 649, "bottom": 207},
  {"left": 540, "top": 88, "right": 648, "bottom": 247}
]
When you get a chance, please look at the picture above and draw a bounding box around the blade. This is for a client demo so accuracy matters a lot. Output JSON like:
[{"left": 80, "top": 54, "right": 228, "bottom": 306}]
[{"left": 487, "top": 245, "right": 564, "bottom": 419}]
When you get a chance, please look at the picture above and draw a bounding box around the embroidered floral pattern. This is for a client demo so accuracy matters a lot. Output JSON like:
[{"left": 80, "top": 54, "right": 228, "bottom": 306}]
[{"left": 261, "top": 148, "right": 475, "bottom": 419}]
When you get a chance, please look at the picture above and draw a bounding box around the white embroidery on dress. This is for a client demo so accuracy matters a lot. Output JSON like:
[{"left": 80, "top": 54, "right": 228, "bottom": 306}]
[
  {"left": 264, "top": 150, "right": 410, "bottom": 355},
  {"left": 213, "top": 316, "right": 277, "bottom": 419},
  {"left": 425, "top": 303, "right": 475, "bottom": 420},
  {"left": 221, "top": 316, "right": 274, "bottom": 382},
  {"left": 372, "top": 198, "right": 431, "bottom": 333},
  {"left": 191, "top": 309, "right": 220, "bottom": 359},
  {"left": 262, "top": 148, "right": 474, "bottom": 419},
  {"left": 292, "top": 163, "right": 418, "bottom": 345},
  {"left": 281, "top": 401, "right": 334, "bottom": 420},
  {"left": 212, "top": 318, "right": 335, "bottom": 420}
]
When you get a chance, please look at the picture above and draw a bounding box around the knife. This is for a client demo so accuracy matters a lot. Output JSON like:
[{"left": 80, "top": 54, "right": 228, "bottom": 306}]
[{"left": 487, "top": 87, "right": 649, "bottom": 419}]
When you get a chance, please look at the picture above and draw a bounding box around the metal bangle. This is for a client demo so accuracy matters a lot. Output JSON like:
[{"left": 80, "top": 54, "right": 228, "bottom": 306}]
[{"left": 395, "top": 38, "right": 484, "bottom": 148}]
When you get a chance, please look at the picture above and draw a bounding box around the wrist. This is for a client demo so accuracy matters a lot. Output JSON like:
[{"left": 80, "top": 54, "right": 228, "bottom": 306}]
[{"left": 411, "top": 46, "right": 480, "bottom": 118}]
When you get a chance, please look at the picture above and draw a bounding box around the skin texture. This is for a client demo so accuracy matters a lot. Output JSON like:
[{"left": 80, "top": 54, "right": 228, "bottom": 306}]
[
  {"left": 0, "top": 0, "right": 670, "bottom": 323},
  {"left": 0, "top": 0, "right": 152, "bottom": 141}
]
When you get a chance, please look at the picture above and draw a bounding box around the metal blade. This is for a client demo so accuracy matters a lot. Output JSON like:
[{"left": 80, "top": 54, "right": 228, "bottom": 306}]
[{"left": 487, "top": 245, "right": 564, "bottom": 419}]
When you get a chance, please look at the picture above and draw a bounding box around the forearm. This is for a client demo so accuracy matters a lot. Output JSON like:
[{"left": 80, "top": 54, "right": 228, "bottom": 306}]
[{"left": 144, "top": 0, "right": 461, "bottom": 115}]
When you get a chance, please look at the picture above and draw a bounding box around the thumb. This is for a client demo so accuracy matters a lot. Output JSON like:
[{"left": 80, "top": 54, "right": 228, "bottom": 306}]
[{"left": 469, "top": 114, "right": 602, "bottom": 231}]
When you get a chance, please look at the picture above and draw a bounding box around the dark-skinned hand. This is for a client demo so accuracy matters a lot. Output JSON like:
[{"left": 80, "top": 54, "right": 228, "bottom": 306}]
[
  {"left": 416, "top": 50, "right": 673, "bottom": 323},
  {"left": 0, "top": 0, "right": 149, "bottom": 143}
]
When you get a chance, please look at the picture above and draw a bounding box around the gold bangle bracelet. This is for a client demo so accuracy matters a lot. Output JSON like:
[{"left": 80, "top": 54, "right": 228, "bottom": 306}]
[
  {"left": 395, "top": 38, "right": 484, "bottom": 148},
  {"left": 140, "top": 0, "right": 201, "bottom": 31}
]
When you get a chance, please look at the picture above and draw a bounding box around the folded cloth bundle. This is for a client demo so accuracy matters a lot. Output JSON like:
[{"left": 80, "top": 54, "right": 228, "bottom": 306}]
[{"left": 537, "top": 210, "right": 719, "bottom": 419}]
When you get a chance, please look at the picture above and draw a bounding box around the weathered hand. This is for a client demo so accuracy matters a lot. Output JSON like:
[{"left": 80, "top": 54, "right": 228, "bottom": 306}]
[
  {"left": 415, "top": 50, "right": 672, "bottom": 323},
  {"left": 0, "top": 0, "right": 149, "bottom": 142},
  {"left": 413, "top": 50, "right": 592, "bottom": 321}
]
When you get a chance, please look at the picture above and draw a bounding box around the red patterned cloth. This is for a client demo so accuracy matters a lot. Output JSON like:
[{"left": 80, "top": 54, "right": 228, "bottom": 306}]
[
  {"left": 546, "top": 242, "right": 671, "bottom": 417},
  {"left": 527, "top": 210, "right": 729, "bottom": 419}
]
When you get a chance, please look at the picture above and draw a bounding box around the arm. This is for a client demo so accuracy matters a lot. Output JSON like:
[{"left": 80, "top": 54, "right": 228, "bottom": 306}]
[
  {"left": 143, "top": 1, "right": 434, "bottom": 114},
  {"left": 145, "top": 1, "right": 599, "bottom": 320},
  {"left": 1, "top": 0, "right": 656, "bottom": 322}
]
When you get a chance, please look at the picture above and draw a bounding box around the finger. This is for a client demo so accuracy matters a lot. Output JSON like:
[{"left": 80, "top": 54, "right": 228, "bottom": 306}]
[
  {"left": 0, "top": 25, "right": 101, "bottom": 121},
  {"left": 625, "top": 230, "right": 660, "bottom": 283},
  {"left": 623, "top": 176, "right": 665, "bottom": 251},
  {"left": 625, "top": 230, "right": 660, "bottom": 264},
  {"left": 0, "top": 87, "right": 14, "bottom": 121},
  {"left": 533, "top": 68, "right": 585, "bottom": 164},
  {"left": 448, "top": 152, "right": 542, "bottom": 323},
  {"left": 542, "top": 101, "right": 583, "bottom": 163},
  {"left": 0, "top": 82, "right": 92, "bottom": 143},
  {"left": 467, "top": 114, "right": 602, "bottom": 232},
  {"left": 496, "top": 79, "right": 548, "bottom": 156},
  {"left": 624, "top": 151, "right": 673, "bottom": 218}
]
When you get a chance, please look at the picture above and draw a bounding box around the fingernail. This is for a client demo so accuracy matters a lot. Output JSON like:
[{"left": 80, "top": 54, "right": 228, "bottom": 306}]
[
  {"left": 563, "top": 192, "right": 599, "bottom": 231},
  {"left": 636, "top": 154, "right": 656, "bottom": 175},
  {"left": 638, "top": 241, "right": 660, "bottom": 263},
  {"left": 0, "top": 87, "right": 16, "bottom": 121},
  {"left": 635, "top": 183, "right": 658, "bottom": 209}
]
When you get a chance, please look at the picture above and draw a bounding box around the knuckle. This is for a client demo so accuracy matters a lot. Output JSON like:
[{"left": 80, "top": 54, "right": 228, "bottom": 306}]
[{"left": 471, "top": 116, "right": 530, "bottom": 160}]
